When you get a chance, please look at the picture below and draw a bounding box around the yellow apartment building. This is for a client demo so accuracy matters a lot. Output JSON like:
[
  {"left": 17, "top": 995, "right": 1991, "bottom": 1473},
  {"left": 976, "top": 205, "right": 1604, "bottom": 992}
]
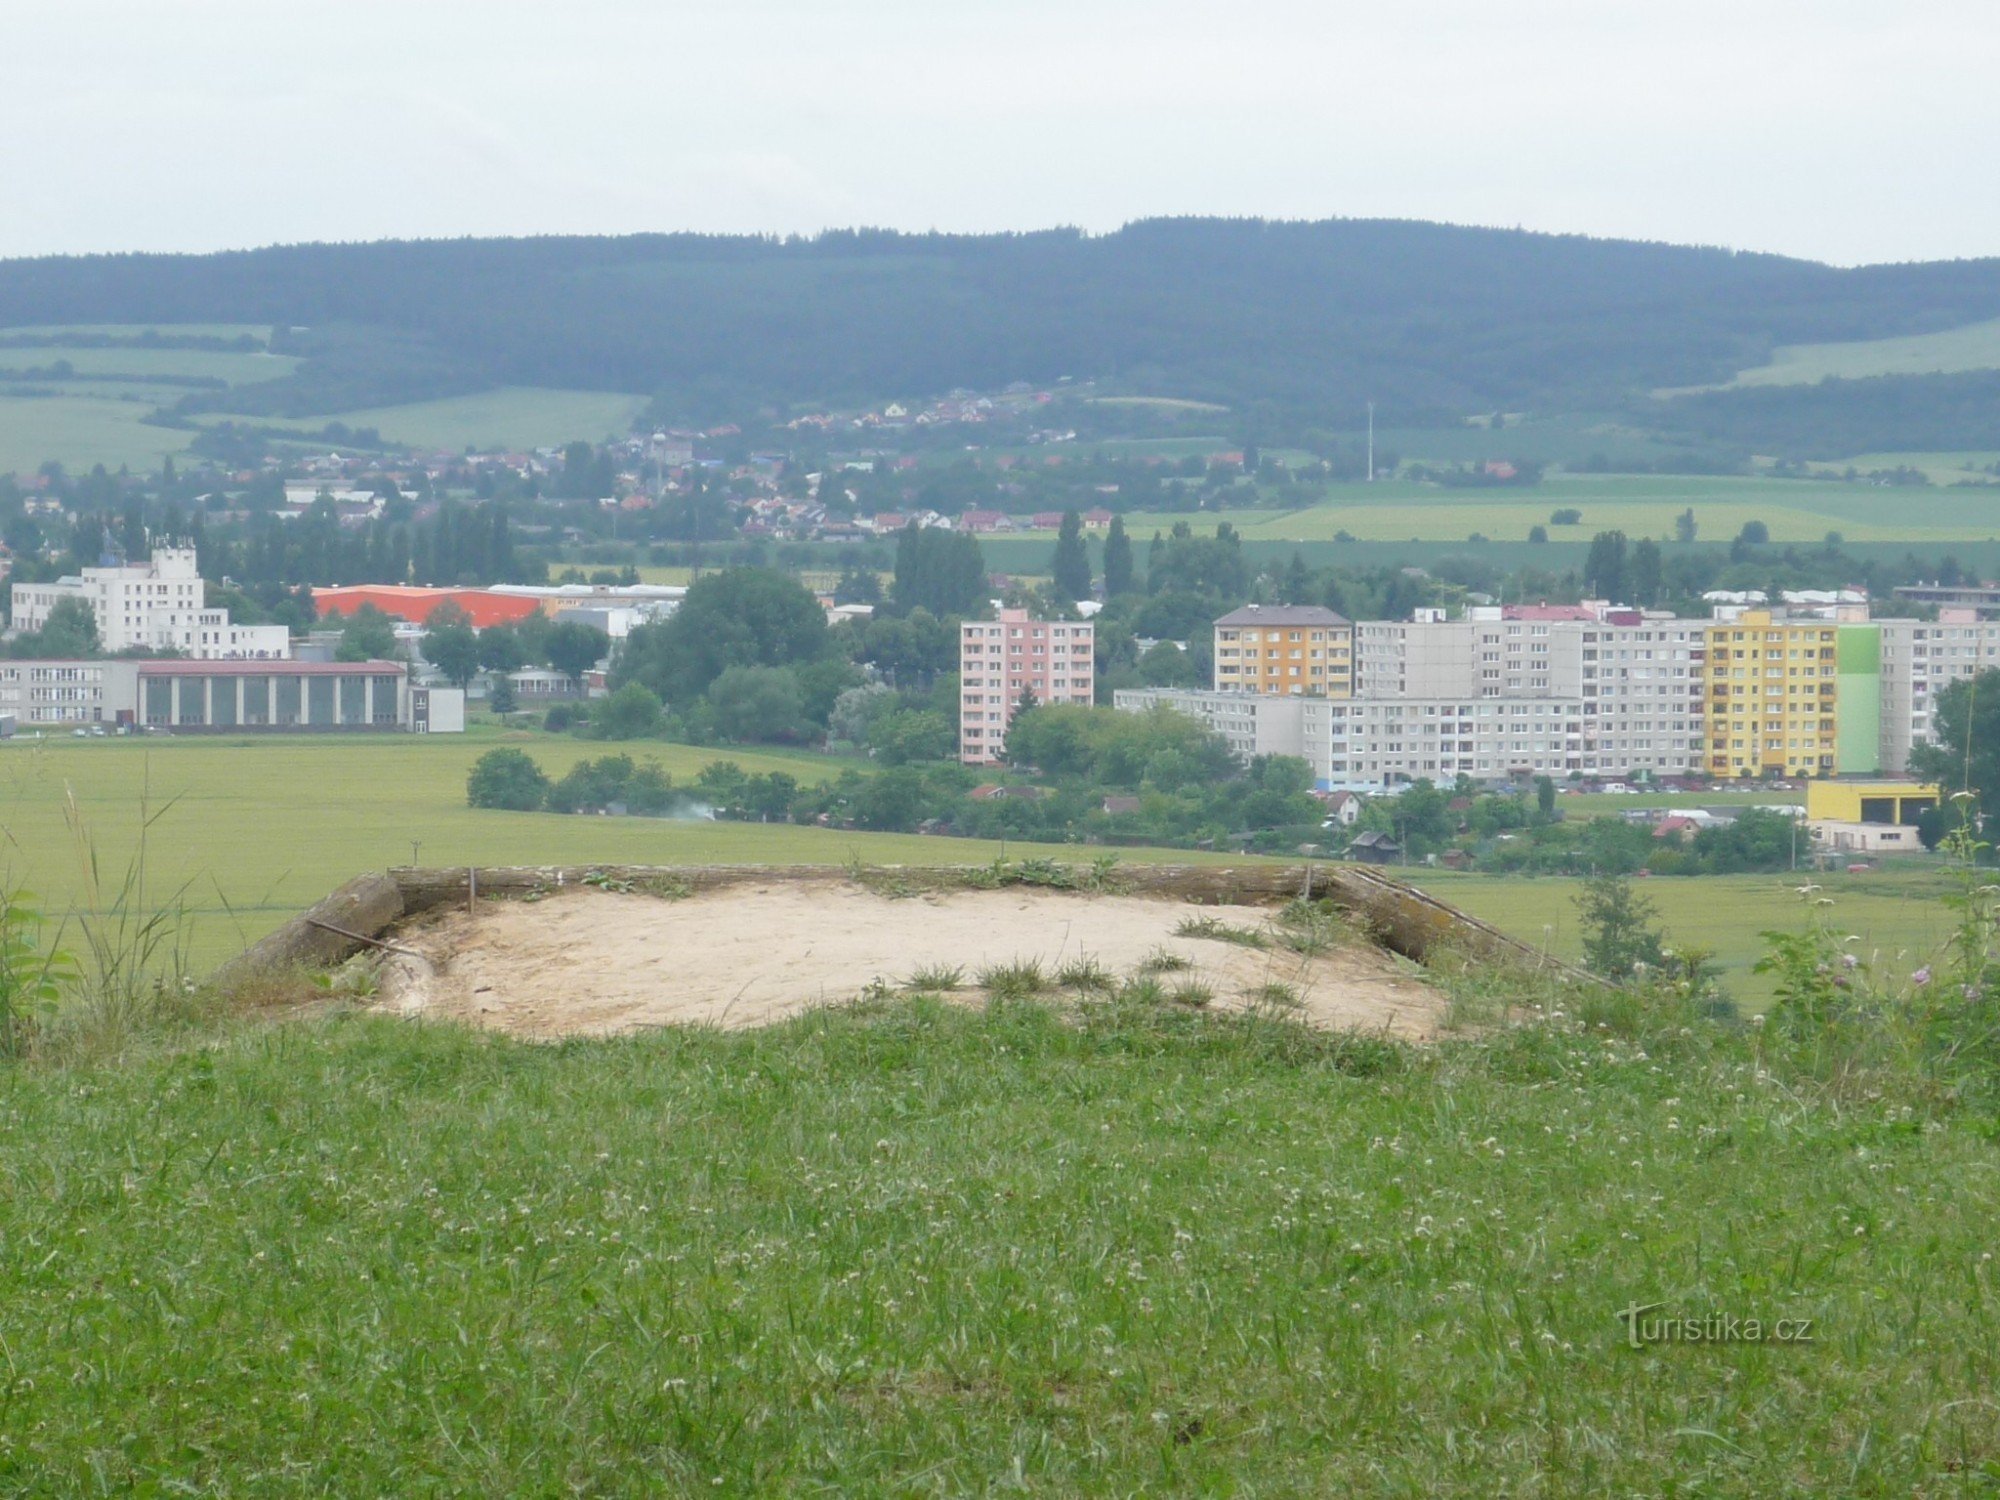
[
  {"left": 1703, "top": 611, "right": 1839, "bottom": 778},
  {"left": 1212, "top": 605, "right": 1354, "bottom": 697}
]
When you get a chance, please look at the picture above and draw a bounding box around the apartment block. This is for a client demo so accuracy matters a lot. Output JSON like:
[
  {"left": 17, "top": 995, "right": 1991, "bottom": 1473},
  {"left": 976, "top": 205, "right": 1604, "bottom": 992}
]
[
  {"left": 1328, "top": 697, "right": 1584, "bottom": 783},
  {"left": 1112, "top": 688, "right": 1324, "bottom": 778},
  {"left": 1212, "top": 605, "right": 1352, "bottom": 697},
  {"left": 9, "top": 546, "right": 291, "bottom": 660},
  {"left": 1875, "top": 612, "right": 2000, "bottom": 772},
  {"left": 0, "top": 660, "right": 140, "bottom": 726},
  {"left": 1115, "top": 687, "right": 1586, "bottom": 786},
  {"left": 959, "top": 609, "right": 1096, "bottom": 764},
  {"left": 1578, "top": 619, "right": 1708, "bottom": 775},
  {"left": 1702, "top": 610, "right": 1839, "bottom": 778}
]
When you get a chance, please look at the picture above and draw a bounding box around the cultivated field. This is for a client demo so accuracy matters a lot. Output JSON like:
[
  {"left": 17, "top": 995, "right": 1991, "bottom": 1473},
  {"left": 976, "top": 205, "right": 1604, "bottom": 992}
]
[
  {"left": 0, "top": 393, "right": 195, "bottom": 475},
  {"left": 1007, "top": 474, "right": 2000, "bottom": 546},
  {"left": 208, "top": 386, "right": 651, "bottom": 452}
]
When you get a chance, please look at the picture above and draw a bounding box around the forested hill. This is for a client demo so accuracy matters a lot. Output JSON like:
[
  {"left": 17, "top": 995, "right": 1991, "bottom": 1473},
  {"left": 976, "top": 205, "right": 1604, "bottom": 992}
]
[{"left": 6, "top": 218, "right": 2000, "bottom": 429}]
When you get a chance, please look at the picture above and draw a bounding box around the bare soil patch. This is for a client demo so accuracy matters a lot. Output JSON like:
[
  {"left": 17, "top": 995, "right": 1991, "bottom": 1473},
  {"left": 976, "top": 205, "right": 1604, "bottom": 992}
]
[{"left": 373, "top": 881, "right": 1442, "bottom": 1040}]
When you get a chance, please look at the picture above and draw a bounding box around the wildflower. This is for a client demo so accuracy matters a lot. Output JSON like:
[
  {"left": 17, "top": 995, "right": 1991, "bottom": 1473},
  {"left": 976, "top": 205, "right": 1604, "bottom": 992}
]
[
  {"left": 1841, "top": 953, "right": 1859, "bottom": 970},
  {"left": 1912, "top": 967, "right": 1932, "bottom": 987}
]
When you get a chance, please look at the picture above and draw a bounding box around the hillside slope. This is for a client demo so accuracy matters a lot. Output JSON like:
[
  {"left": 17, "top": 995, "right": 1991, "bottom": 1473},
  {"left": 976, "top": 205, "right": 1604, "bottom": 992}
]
[{"left": 5, "top": 220, "right": 2000, "bottom": 432}]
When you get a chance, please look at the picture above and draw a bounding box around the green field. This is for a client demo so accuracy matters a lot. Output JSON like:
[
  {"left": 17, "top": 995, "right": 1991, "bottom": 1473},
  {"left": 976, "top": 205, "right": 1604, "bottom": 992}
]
[
  {"left": 202, "top": 386, "right": 651, "bottom": 452},
  {"left": 1000, "top": 474, "right": 2000, "bottom": 547},
  {"left": 1697, "top": 315, "right": 2000, "bottom": 391},
  {"left": 0, "top": 343, "right": 299, "bottom": 385},
  {"left": 0, "top": 731, "right": 1245, "bottom": 973},
  {"left": 0, "top": 392, "right": 195, "bottom": 474},
  {"left": 0, "top": 733, "right": 1955, "bottom": 1008},
  {"left": 0, "top": 322, "right": 647, "bottom": 471}
]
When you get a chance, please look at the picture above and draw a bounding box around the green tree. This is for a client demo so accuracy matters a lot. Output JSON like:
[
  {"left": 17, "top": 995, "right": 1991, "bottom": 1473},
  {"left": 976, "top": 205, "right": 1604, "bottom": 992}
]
[
  {"left": 1630, "top": 538, "right": 1664, "bottom": 607},
  {"left": 870, "top": 709, "right": 955, "bottom": 765},
  {"left": 1536, "top": 774, "right": 1556, "bottom": 820},
  {"left": 891, "top": 526, "right": 987, "bottom": 618},
  {"left": 707, "top": 665, "right": 807, "bottom": 743},
  {"left": 1050, "top": 510, "right": 1092, "bottom": 602},
  {"left": 545, "top": 621, "right": 610, "bottom": 687},
  {"left": 420, "top": 602, "right": 480, "bottom": 688},
  {"left": 1575, "top": 872, "right": 1665, "bottom": 980},
  {"left": 15, "top": 597, "right": 100, "bottom": 658},
  {"left": 488, "top": 677, "right": 518, "bottom": 717},
  {"left": 1102, "top": 515, "right": 1135, "bottom": 597},
  {"left": 1583, "top": 531, "right": 1628, "bottom": 601},
  {"left": 615, "top": 568, "right": 827, "bottom": 703},
  {"left": 593, "top": 682, "right": 664, "bottom": 740},
  {"left": 1911, "top": 670, "right": 2000, "bottom": 834},
  {"left": 477, "top": 625, "right": 527, "bottom": 675},
  {"left": 335, "top": 604, "right": 398, "bottom": 662},
  {"left": 1674, "top": 507, "right": 1698, "bottom": 544},
  {"left": 1738, "top": 519, "right": 1770, "bottom": 545},
  {"left": 466, "top": 747, "right": 550, "bottom": 811}
]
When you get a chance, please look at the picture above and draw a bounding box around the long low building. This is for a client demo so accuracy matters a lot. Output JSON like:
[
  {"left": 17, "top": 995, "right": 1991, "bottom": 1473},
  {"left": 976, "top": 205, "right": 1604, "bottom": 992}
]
[
  {"left": 1115, "top": 687, "right": 1596, "bottom": 787},
  {"left": 0, "top": 659, "right": 462, "bottom": 733}
]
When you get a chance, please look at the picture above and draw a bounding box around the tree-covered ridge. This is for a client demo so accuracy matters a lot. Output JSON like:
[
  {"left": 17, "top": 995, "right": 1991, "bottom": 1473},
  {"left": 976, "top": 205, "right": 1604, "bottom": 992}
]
[{"left": 6, "top": 219, "right": 2000, "bottom": 430}]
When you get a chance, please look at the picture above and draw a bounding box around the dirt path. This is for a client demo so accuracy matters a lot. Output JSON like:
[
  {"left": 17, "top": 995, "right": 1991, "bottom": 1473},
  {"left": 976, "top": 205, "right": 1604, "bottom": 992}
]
[{"left": 374, "top": 881, "right": 1443, "bottom": 1040}]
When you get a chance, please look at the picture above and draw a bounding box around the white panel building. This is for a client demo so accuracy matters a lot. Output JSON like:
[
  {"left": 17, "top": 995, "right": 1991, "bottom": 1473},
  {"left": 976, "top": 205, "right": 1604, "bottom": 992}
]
[
  {"left": 1877, "top": 613, "right": 2000, "bottom": 772},
  {"left": 8, "top": 547, "right": 290, "bottom": 660}
]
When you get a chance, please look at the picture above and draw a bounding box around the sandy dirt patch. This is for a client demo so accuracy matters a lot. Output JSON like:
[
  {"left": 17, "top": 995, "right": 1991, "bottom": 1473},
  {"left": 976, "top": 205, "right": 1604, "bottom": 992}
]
[{"left": 373, "top": 881, "right": 1442, "bottom": 1041}]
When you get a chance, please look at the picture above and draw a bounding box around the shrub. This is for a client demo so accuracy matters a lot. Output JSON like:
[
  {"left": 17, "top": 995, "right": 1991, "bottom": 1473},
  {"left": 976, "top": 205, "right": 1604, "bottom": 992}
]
[{"left": 466, "top": 748, "right": 551, "bottom": 811}]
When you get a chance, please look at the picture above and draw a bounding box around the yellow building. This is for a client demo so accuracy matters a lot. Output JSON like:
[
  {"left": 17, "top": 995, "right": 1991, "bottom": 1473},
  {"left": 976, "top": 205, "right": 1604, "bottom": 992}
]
[
  {"left": 1212, "top": 605, "right": 1353, "bottom": 697},
  {"left": 1804, "top": 781, "right": 1939, "bottom": 825},
  {"left": 1703, "top": 611, "right": 1839, "bottom": 778}
]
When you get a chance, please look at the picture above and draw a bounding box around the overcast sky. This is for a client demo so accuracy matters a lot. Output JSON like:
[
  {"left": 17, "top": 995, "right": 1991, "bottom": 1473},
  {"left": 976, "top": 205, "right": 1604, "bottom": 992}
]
[{"left": 5, "top": 0, "right": 1995, "bottom": 266}]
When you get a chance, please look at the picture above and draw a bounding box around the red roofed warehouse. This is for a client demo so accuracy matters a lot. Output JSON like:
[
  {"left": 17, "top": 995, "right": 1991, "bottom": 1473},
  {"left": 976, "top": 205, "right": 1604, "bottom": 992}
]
[{"left": 312, "top": 586, "right": 542, "bottom": 630}]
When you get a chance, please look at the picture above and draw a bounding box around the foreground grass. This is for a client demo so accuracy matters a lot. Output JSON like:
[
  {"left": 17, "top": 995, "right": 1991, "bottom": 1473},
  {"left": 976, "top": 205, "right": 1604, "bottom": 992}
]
[{"left": 2, "top": 997, "right": 1996, "bottom": 1493}]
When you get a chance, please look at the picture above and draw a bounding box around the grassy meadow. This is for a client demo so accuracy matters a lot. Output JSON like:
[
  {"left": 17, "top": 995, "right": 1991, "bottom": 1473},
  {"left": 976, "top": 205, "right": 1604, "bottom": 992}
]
[{"left": 1430, "top": 868, "right": 1951, "bottom": 1009}]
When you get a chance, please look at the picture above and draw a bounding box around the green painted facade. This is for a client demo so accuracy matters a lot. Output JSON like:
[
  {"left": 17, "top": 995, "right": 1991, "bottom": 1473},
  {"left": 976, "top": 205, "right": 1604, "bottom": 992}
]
[{"left": 1835, "top": 625, "right": 1881, "bottom": 774}]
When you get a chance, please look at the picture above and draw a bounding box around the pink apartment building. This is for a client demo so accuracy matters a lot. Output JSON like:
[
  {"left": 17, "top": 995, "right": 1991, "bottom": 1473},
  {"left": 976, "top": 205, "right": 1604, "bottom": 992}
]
[{"left": 959, "top": 609, "right": 1096, "bottom": 763}]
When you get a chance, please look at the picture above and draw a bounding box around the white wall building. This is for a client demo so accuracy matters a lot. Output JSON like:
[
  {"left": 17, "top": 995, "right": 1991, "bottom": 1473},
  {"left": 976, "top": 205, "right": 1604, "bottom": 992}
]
[
  {"left": 8, "top": 547, "right": 290, "bottom": 660},
  {"left": 1877, "top": 612, "right": 2000, "bottom": 772},
  {"left": 0, "top": 660, "right": 140, "bottom": 726}
]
